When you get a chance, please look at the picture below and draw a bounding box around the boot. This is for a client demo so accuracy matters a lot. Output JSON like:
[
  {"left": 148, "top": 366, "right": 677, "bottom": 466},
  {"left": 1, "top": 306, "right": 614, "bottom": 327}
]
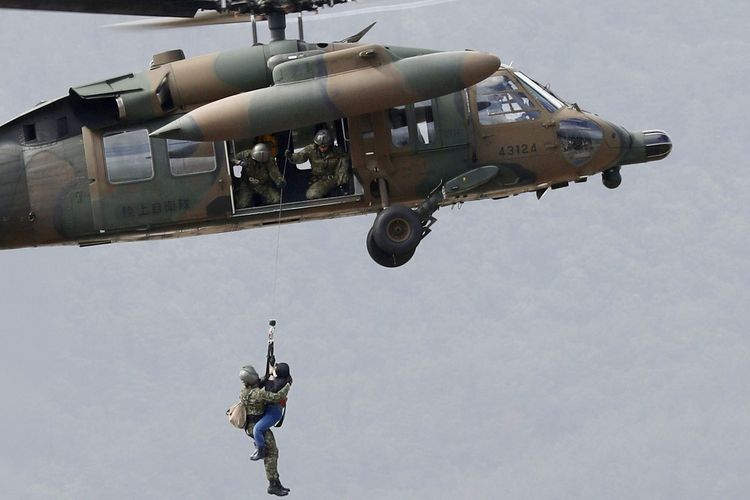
[
  {"left": 267, "top": 479, "right": 289, "bottom": 496},
  {"left": 250, "top": 446, "right": 266, "bottom": 461}
]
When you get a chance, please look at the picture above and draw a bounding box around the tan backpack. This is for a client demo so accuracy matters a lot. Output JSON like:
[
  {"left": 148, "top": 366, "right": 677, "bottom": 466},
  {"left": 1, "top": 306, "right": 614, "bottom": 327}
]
[{"left": 227, "top": 401, "right": 247, "bottom": 429}]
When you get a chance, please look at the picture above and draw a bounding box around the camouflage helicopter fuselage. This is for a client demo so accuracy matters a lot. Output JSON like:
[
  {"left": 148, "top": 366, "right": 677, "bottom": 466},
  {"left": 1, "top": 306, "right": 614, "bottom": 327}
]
[{"left": 0, "top": 37, "right": 671, "bottom": 262}]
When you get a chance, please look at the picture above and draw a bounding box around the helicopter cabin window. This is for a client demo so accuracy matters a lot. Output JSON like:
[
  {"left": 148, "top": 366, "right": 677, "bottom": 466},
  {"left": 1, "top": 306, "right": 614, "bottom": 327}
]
[
  {"left": 389, "top": 106, "right": 409, "bottom": 148},
  {"left": 167, "top": 139, "right": 217, "bottom": 176},
  {"left": 476, "top": 75, "right": 541, "bottom": 125},
  {"left": 103, "top": 129, "right": 155, "bottom": 184},
  {"left": 414, "top": 100, "right": 437, "bottom": 145}
]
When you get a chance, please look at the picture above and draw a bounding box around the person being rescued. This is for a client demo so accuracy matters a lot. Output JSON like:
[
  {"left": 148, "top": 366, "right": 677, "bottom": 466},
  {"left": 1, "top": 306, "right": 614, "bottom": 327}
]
[
  {"left": 252, "top": 362, "right": 293, "bottom": 461},
  {"left": 239, "top": 364, "right": 292, "bottom": 496}
]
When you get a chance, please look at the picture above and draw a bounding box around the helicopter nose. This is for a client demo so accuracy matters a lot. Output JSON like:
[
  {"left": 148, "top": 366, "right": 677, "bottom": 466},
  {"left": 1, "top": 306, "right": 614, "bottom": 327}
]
[{"left": 620, "top": 129, "right": 673, "bottom": 165}]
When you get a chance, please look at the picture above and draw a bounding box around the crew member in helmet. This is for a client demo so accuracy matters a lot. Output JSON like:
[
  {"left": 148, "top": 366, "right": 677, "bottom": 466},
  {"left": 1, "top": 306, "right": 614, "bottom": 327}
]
[
  {"left": 239, "top": 365, "right": 292, "bottom": 497},
  {"left": 234, "top": 142, "right": 286, "bottom": 208},
  {"left": 285, "top": 128, "right": 349, "bottom": 199}
]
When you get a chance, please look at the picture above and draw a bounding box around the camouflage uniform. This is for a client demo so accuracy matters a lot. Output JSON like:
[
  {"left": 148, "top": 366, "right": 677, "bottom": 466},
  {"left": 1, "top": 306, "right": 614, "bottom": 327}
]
[
  {"left": 240, "top": 383, "right": 291, "bottom": 482},
  {"left": 288, "top": 145, "right": 349, "bottom": 199},
  {"left": 234, "top": 150, "right": 285, "bottom": 208}
]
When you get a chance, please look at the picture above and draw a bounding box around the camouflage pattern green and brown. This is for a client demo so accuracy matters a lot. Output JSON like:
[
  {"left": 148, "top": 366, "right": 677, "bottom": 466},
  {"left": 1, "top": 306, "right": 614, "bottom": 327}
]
[
  {"left": 234, "top": 150, "right": 285, "bottom": 207},
  {"left": 0, "top": 1, "right": 672, "bottom": 267},
  {"left": 240, "top": 383, "right": 289, "bottom": 482}
]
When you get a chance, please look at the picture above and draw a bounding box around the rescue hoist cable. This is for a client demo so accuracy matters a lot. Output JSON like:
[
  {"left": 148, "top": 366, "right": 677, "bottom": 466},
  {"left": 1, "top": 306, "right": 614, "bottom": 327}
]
[
  {"left": 269, "top": 132, "right": 293, "bottom": 319},
  {"left": 266, "top": 135, "right": 291, "bottom": 429},
  {"left": 265, "top": 319, "right": 287, "bottom": 428}
]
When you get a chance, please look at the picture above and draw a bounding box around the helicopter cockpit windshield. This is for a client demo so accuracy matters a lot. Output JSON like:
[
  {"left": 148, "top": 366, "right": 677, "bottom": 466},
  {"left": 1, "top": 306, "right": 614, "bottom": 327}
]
[
  {"left": 514, "top": 71, "right": 566, "bottom": 112},
  {"left": 476, "top": 74, "right": 541, "bottom": 124},
  {"left": 516, "top": 71, "right": 565, "bottom": 113},
  {"left": 476, "top": 70, "right": 567, "bottom": 125}
]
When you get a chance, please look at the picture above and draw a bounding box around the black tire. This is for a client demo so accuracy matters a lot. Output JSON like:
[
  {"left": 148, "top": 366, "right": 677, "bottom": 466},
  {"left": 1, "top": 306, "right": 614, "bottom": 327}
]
[
  {"left": 372, "top": 205, "right": 422, "bottom": 255},
  {"left": 602, "top": 167, "right": 622, "bottom": 189},
  {"left": 366, "top": 228, "right": 415, "bottom": 268}
]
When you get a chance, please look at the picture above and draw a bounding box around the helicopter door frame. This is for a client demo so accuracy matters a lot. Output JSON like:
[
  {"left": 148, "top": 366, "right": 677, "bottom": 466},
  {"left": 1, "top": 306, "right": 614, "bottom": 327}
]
[{"left": 227, "top": 120, "right": 365, "bottom": 218}]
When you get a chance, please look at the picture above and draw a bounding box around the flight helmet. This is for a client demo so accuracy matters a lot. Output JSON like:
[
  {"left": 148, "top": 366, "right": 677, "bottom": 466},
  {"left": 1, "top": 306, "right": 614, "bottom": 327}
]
[
  {"left": 313, "top": 129, "right": 333, "bottom": 148},
  {"left": 250, "top": 143, "right": 271, "bottom": 163},
  {"left": 239, "top": 365, "right": 260, "bottom": 386}
]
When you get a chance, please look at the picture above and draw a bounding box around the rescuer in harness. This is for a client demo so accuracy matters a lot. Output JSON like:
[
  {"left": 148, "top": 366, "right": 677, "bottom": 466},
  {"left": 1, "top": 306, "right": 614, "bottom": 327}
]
[{"left": 238, "top": 320, "right": 292, "bottom": 496}]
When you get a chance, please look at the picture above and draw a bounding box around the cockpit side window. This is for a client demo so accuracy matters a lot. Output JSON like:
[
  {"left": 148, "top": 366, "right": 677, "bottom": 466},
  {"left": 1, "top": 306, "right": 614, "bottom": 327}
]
[
  {"left": 388, "top": 106, "right": 410, "bottom": 148},
  {"left": 476, "top": 75, "right": 541, "bottom": 125},
  {"left": 414, "top": 100, "right": 437, "bottom": 145}
]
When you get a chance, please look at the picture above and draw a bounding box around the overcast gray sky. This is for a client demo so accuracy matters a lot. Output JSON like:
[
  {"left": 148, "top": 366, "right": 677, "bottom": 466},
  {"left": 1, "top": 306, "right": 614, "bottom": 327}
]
[{"left": 1, "top": 1, "right": 749, "bottom": 499}]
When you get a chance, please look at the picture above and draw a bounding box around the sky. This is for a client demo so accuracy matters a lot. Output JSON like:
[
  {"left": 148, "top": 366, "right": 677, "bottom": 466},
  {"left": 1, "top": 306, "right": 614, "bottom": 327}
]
[{"left": 1, "top": 1, "right": 749, "bottom": 499}]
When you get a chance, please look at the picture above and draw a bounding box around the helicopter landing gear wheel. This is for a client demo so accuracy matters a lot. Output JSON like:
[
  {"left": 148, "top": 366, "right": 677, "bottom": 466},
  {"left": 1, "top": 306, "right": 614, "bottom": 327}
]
[
  {"left": 372, "top": 205, "right": 422, "bottom": 255},
  {"left": 602, "top": 166, "right": 622, "bottom": 189},
  {"left": 366, "top": 228, "right": 416, "bottom": 268}
]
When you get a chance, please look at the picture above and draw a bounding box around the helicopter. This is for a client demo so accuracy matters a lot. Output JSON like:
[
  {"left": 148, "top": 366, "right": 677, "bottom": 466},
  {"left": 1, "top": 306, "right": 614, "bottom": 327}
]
[{"left": 0, "top": 0, "right": 672, "bottom": 267}]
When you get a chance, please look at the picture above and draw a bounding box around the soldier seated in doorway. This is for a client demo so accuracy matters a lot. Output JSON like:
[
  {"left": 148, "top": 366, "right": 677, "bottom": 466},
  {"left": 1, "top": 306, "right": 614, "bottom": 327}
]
[
  {"left": 234, "top": 142, "right": 286, "bottom": 209},
  {"left": 284, "top": 129, "right": 349, "bottom": 199}
]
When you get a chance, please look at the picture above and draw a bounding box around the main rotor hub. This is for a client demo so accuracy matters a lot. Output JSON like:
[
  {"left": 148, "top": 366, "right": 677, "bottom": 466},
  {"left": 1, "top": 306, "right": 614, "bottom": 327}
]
[{"left": 221, "top": 0, "right": 353, "bottom": 17}]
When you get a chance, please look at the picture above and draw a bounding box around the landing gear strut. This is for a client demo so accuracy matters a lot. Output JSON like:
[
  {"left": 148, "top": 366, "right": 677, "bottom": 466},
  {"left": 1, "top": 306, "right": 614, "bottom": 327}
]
[{"left": 365, "top": 166, "right": 501, "bottom": 268}]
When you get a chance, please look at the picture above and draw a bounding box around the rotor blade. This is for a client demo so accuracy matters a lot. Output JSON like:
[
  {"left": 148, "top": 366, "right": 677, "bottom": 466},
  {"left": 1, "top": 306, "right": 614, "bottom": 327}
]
[
  {"left": 106, "top": 10, "right": 252, "bottom": 30},
  {"left": 107, "top": 0, "right": 458, "bottom": 30},
  {"left": 0, "top": 0, "right": 215, "bottom": 18},
  {"left": 302, "top": 0, "right": 459, "bottom": 22}
]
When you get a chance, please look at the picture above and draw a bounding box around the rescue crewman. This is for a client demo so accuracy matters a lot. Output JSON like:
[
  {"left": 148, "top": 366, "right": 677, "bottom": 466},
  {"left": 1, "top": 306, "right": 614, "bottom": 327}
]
[
  {"left": 239, "top": 365, "right": 292, "bottom": 497},
  {"left": 285, "top": 129, "right": 349, "bottom": 199},
  {"left": 234, "top": 143, "right": 286, "bottom": 208}
]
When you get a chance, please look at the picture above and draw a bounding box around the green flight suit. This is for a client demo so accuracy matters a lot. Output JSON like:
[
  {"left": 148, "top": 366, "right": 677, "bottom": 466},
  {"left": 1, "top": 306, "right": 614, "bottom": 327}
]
[
  {"left": 288, "top": 145, "right": 349, "bottom": 199},
  {"left": 240, "top": 383, "right": 291, "bottom": 482},
  {"left": 234, "top": 151, "right": 285, "bottom": 208}
]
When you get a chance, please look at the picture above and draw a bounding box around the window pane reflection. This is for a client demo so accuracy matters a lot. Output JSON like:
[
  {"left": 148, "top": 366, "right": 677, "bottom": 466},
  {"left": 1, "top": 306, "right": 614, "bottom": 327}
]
[
  {"left": 414, "top": 100, "right": 437, "bottom": 145},
  {"left": 388, "top": 106, "right": 409, "bottom": 148},
  {"left": 167, "top": 139, "right": 217, "bottom": 176},
  {"left": 103, "top": 129, "right": 154, "bottom": 184},
  {"left": 477, "top": 75, "right": 541, "bottom": 125}
]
